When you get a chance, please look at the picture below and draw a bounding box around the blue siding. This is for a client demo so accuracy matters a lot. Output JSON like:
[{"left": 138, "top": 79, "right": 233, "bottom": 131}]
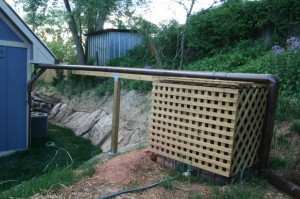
[
  {"left": 0, "top": 18, "right": 22, "bottom": 42},
  {"left": 0, "top": 46, "right": 7, "bottom": 151},
  {"left": 0, "top": 45, "right": 27, "bottom": 152}
]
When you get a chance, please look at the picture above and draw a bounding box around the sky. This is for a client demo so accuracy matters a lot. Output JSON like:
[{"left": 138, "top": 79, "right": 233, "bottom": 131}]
[
  {"left": 5, "top": 0, "right": 216, "bottom": 26},
  {"left": 143, "top": 0, "right": 215, "bottom": 25}
]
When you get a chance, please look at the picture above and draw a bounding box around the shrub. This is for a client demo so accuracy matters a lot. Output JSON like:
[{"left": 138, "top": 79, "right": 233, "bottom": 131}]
[{"left": 266, "top": 36, "right": 300, "bottom": 96}]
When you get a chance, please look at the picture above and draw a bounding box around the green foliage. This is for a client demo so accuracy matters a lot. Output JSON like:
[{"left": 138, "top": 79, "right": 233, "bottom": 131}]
[
  {"left": 52, "top": 69, "right": 65, "bottom": 86},
  {"left": 46, "top": 38, "right": 77, "bottom": 64},
  {"left": 160, "top": 177, "right": 178, "bottom": 191},
  {"left": 211, "top": 176, "right": 268, "bottom": 199},
  {"left": 276, "top": 134, "right": 290, "bottom": 148},
  {"left": 264, "top": 37, "right": 300, "bottom": 96},
  {"left": 122, "top": 79, "right": 152, "bottom": 92},
  {"left": 0, "top": 124, "right": 101, "bottom": 198},
  {"left": 54, "top": 71, "right": 105, "bottom": 97},
  {"left": 188, "top": 0, "right": 300, "bottom": 60},
  {"left": 95, "top": 80, "right": 114, "bottom": 97},
  {"left": 275, "top": 95, "right": 300, "bottom": 121},
  {"left": 126, "top": 18, "right": 183, "bottom": 68},
  {"left": 291, "top": 122, "right": 300, "bottom": 135},
  {"left": 56, "top": 79, "right": 93, "bottom": 97},
  {"left": 0, "top": 169, "right": 76, "bottom": 198},
  {"left": 35, "top": 80, "right": 52, "bottom": 90},
  {"left": 269, "top": 156, "right": 290, "bottom": 170},
  {"left": 189, "top": 192, "right": 203, "bottom": 199},
  {"left": 186, "top": 40, "right": 267, "bottom": 72},
  {"left": 106, "top": 46, "right": 155, "bottom": 67},
  {"left": 150, "top": 20, "right": 183, "bottom": 68}
]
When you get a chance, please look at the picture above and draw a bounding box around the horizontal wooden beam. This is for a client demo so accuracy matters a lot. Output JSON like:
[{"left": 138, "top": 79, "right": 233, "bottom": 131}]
[{"left": 72, "top": 70, "right": 157, "bottom": 81}]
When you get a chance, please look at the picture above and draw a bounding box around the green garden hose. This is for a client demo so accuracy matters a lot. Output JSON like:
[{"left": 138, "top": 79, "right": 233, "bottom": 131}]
[{"left": 98, "top": 175, "right": 179, "bottom": 199}]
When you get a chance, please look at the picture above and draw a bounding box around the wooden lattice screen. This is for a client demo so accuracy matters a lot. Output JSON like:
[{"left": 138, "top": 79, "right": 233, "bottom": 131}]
[{"left": 149, "top": 78, "right": 268, "bottom": 177}]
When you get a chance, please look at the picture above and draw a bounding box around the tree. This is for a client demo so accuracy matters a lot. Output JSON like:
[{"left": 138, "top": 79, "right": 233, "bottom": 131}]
[
  {"left": 174, "top": 0, "right": 222, "bottom": 69},
  {"left": 15, "top": 0, "right": 149, "bottom": 64},
  {"left": 173, "top": 0, "right": 196, "bottom": 70}
]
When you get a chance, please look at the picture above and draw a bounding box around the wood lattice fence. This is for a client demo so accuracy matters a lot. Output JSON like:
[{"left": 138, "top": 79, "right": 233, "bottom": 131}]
[{"left": 149, "top": 77, "right": 268, "bottom": 177}]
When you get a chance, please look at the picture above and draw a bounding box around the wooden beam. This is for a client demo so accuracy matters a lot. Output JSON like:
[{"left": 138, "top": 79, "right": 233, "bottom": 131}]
[
  {"left": 72, "top": 70, "right": 156, "bottom": 81},
  {"left": 110, "top": 74, "right": 122, "bottom": 154}
]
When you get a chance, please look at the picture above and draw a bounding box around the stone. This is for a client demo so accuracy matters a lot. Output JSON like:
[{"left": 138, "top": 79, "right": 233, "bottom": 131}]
[{"left": 48, "top": 90, "right": 151, "bottom": 154}]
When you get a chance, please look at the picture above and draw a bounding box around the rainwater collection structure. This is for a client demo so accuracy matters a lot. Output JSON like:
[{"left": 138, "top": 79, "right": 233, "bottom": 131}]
[
  {"left": 35, "top": 58, "right": 299, "bottom": 197},
  {"left": 0, "top": 0, "right": 55, "bottom": 155}
]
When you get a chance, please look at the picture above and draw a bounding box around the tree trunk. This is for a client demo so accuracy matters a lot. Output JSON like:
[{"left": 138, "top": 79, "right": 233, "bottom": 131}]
[
  {"left": 63, "top": 0, "right": 86, "bottom": 65},
  {"left": 179, "top": 0, "right": 196, "bottom": 70}
]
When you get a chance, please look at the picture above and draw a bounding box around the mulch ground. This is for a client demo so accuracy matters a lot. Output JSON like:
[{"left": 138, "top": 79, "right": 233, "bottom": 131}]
[
  {"left": 32, "top": 149, "right": 211, "bottom": 199},
  {"left": 31, "top": 148, "right": 293, "bottom": 199}
]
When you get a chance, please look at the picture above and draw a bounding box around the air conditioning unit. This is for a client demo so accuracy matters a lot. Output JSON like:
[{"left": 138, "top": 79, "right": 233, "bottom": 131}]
[{"left": 31, "top": 112, "right": 48, "bottom": 139}]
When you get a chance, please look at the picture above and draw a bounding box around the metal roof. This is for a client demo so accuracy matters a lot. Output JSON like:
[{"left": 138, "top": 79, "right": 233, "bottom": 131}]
[{"left": 87, "top": 29, "right": 138, "bottom": 36}]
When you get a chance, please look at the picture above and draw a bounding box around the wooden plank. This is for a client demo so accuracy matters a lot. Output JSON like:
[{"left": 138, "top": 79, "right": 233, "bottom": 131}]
[
  {"left": 150, "top": 139, "right": 231, "bottom": 169},
  {"left": 149, "top": 144, "right": 231, "bottom": 177},
  {"left": 151, "top": 101, "right": 236, "bottom": 120},
  {"left": 153, "top": 89, "right": 238, "bottom": 103},
  {"left": 110, "top": 75, "right": 121, "bottom": 153},
  {"left": 153, "top": 81, "right": 239, "bottom": 94},
  {"left": 150, "top": 115, "right": 234, "bottom": 138},
  {"left": 149, "top": 123, "right": 233, "bottom": 144},
  {"left": 154, "top": 77, "right": 255, "bottom": 87},
  {"left": 73, "top": 70, "right": 155, "bottom": 81},
  {"left": 151, "top": 95, "right": 237, "bottom": 111},
  {"left": 151, "top": 109, "right": 235, "bottom": 128},
  {"left": 149, "top": 129, "right": 233, "bottom": 159}
]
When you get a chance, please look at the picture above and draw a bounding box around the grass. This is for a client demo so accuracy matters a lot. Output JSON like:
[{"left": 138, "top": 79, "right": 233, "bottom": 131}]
[
  {"left": 210, "top": 175, "right": 269, "bottom": 199},
  {"left": 190, "top": 192, "right": 203, "bottom": 199},
  {"left": 0, "top": 123, "right": 101, "bottom": 198},
  {"left": 291, "top": 122, "right": 300, "bottom": 135}
]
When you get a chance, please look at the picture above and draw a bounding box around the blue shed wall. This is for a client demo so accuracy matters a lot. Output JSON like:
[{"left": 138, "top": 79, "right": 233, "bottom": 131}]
[
  {"left": 0, "top": 18, "right": 22, "bottom": 42},
  {"left": 0, "top": 17, "right": 28, "bottom": 153},
  {"left": 0, "top": 45, "right": 27, "bottom": 152},
  {"left": 0, "top": 46, "right": 6, "bottom": 151}
]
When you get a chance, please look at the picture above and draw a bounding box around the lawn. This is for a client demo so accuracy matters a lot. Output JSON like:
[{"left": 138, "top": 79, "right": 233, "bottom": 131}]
[{"left": 0, "top": 123, "right": 101, "bottom": 198}]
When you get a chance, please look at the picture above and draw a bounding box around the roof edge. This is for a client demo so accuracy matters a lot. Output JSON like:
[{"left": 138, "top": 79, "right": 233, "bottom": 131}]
[
  {"left": 87, "top": 29, "right": 138, "bottom": 36},
  {"left": 1, "top": 0, "right": 56, "bottom": 59}
]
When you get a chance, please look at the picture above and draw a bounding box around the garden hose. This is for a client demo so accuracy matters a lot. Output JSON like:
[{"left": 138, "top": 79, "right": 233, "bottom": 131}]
[{"left": 98, "top": 175, "right": 179, "bottom": 199}]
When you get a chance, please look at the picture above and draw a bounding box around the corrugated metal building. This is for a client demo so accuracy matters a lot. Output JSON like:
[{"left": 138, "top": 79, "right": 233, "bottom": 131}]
[
  {"left": 0, "top": 0, "right": 55, "bottom": 156},
  {"left": 88, "top": 29, "right": 142, "bottom": 66}
]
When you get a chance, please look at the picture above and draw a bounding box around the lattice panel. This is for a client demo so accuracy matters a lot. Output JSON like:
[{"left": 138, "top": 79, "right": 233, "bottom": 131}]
[
  {"left": 230, "top": 88, "right": 267, "bottom": 175},
  {"left": 149, "top": 78, "right": 268, "bottom": 177}
]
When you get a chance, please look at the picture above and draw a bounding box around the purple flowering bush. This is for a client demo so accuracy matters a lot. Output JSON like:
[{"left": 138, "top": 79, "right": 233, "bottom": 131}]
[
  {"left": 268, "top": 36, "right": 300, "bottom": 95},
  {"left": 272, "top": 45, "right": 284, "bottom": 55}
]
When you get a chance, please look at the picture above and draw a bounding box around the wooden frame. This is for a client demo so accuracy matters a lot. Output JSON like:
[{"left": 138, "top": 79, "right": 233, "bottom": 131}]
[{"left": 149, "top": 78, "right": 268, "bottom": 177}]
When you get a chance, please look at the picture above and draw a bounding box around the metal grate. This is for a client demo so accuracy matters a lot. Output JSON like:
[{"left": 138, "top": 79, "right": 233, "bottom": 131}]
[{"left": 149, "top": 78, "right": 267, "bottom": 177}]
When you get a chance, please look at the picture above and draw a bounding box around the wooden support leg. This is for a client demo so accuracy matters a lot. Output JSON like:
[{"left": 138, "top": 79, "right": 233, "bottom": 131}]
[{"left": 110, "top": 74, "right": 121, "bottom": 154}]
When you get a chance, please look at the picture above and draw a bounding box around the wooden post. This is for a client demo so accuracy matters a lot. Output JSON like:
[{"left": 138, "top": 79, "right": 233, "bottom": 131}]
[{"left": 110, "top": 74, "right": 121, "bottom": 154}]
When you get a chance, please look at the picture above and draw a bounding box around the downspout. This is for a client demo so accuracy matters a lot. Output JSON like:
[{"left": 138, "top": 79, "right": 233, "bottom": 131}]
[
  {"left": 34, "top": 64, "right": 299, "bottom": 197},
  {"left": 27, "top": 68, "right": 46, "bottom": 147}
]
